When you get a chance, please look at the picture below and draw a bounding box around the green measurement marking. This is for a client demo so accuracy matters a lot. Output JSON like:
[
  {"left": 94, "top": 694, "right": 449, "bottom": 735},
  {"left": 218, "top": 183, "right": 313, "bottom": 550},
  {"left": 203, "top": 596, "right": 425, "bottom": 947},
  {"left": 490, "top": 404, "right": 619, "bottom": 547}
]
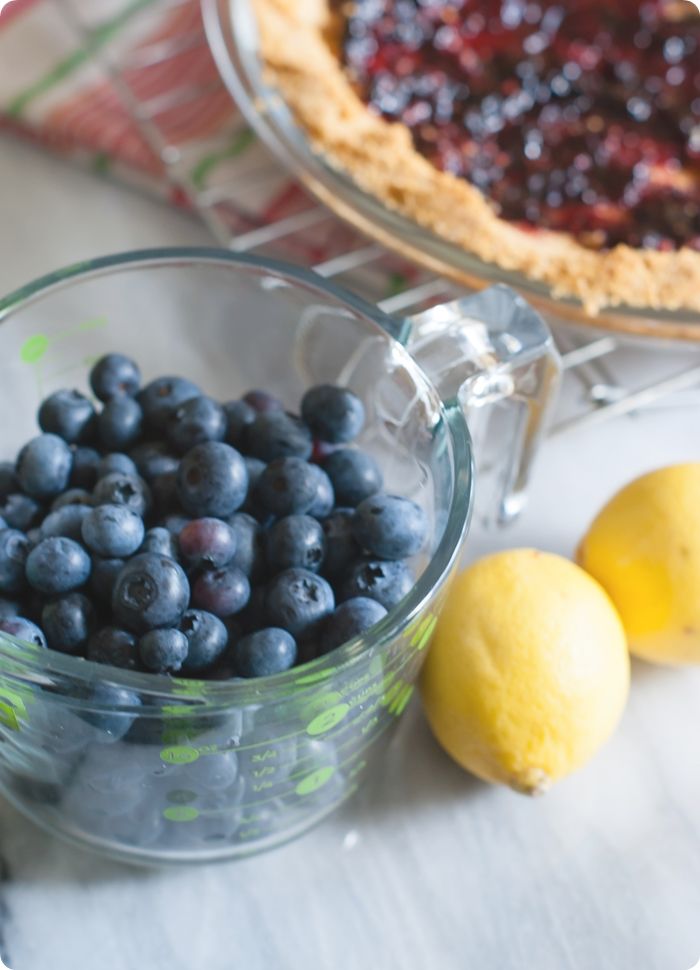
[
  {"left": 306, "top": 703, "right": 350, "bottom": 737},
  {"left": 163, "top": 805, "right": 199, "bottom": 823},
  {"left": 160, "top": 745, "right": 200, "bottom": 765},
  {"left": 411, "top": 614, "right": 438, "bottom": 651},
  {"left": 20, "top": 334, "right": 50, "bottom": 364},
  {"left": 295, "top": 765, "right": 336, "bottom": 796},
  {"left": 294, "top": 666, "right": 337, "bottom": 686},
  {"left": 390, "top": 684, "right": 415, "bottom": 716}
]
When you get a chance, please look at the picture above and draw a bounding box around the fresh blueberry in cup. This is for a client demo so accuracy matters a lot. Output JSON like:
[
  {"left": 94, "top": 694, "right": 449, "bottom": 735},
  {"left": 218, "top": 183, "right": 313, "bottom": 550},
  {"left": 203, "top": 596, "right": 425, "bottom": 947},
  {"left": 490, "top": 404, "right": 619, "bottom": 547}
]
[
  {"left": 235, "top": 627, "right": 297, "bottom": 678},
  {"left": 89, "top": 353, "right": 141, "bottom": 402},
  {"left": 0, "top": 615, "right": 47, "bottom": 649},
  {"left": 340, "top": 559, "right": 415, "bottom": 611},
  {"left": 176, "top": 442, "right": 248, "bottom": 518},
  {"left": 179, "top": 609, "right": 229, "bottom": 671},
  {"left": 93, "top": 471, "right": 151, "bottom": 518},
  {"left": 0, "top": 528, "right": 30, "bottom": 594},
  {"left": 111, "top": 553, "right": 190, "bottom": 633},
  {"left": 86, "top": 626, "right": 139, "bottom": 669},
  {"left": 264, "top": 568, "right": 335, "bottom": 638},
  {"left": 16, "top": 433, "right": 73, "bottom": 500},
  {"left": 166, "top": 396, "right": 227, "bottom": 453},
  {"left": 191, "top": 565, "right": 251, "bottom": 618},
  {"left": 81, "top": 504, "right": 145, "bottom": 558},
  {"left": 138, "top": 627, "right": 189, "bottom": 674},
  {"left": 322, "top": 448, "right": 383, "bottom": 507},
  {"left": 265, "top": 515, "right": 325, "bottom": 574},
  {"left": 25, "top": 537, "right": 91, "bottom": 596},
  {"left": 352, "top": 494, "right": 428, "bottom": 560},
  {"left": 97, "top": 397, "right": 143, "bottom": 451},
  {"left": 137, "top": 375, "right": 201, "bottom": 432},
  {"left": 301, "top": 385, "right": 365, "bottom": 443},
  {"left": 41, "top": 593, "right": 95, "bottom": 655},
  {"left": 320, "top": 597, "right": 387, "bottom": 654},
  {"left": 38, "top": 389, "right": 96, "bottom": 444}
]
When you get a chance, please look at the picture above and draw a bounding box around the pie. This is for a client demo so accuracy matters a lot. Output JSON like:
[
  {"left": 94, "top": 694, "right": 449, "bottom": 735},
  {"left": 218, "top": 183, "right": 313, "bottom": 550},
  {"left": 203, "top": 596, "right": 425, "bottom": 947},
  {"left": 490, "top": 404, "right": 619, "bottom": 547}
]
[{"left": 250, "top": 0, "right": 700, "bottom": 314}]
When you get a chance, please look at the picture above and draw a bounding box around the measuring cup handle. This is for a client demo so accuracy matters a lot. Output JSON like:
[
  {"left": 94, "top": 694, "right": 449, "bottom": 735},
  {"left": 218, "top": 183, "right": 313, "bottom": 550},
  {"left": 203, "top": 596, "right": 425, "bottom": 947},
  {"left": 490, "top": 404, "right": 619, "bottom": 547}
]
[{"left": 403, "top": 285, "right": 562, "bottom": 526}]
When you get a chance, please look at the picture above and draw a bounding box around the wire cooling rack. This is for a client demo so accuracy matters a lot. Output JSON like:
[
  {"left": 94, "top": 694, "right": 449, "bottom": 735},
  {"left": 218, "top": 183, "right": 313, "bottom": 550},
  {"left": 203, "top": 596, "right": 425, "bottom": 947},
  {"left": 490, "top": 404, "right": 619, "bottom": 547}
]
[{"left": 56, "top": 0, "right": 700, "bottom": 439}]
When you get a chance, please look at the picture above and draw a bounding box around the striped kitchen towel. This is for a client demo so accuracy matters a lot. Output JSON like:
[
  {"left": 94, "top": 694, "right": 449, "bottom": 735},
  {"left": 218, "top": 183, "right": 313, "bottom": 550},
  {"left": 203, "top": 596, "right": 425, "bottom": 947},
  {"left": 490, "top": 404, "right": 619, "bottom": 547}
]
[{"left": 0, "top": 0, "right": 420, "bottom": 294}]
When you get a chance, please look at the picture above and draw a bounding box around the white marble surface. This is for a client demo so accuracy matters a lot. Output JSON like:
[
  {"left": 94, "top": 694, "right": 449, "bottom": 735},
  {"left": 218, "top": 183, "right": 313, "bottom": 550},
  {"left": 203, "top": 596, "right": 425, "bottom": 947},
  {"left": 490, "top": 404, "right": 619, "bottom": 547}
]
[{"left": 1, "top": 135, "right": 700, "bottom": 970}]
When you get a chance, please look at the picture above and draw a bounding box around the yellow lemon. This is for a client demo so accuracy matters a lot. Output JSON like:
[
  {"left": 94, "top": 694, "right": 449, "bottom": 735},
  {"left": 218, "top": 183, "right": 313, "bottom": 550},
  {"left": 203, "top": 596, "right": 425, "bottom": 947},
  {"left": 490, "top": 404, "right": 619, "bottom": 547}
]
[
  {"left": 577, "top": 462, "right": 700, "bottom": 665},
  {"left": 420, "top": 549, "right": 629, "bottom": 794}
]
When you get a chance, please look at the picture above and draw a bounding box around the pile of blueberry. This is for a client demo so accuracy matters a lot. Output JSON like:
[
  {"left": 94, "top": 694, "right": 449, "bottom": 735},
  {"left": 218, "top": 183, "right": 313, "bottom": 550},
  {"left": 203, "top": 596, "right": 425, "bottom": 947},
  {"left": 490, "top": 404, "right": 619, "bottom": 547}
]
[{"left": 0, "top": 354, "right": 428, "bottom": 680}]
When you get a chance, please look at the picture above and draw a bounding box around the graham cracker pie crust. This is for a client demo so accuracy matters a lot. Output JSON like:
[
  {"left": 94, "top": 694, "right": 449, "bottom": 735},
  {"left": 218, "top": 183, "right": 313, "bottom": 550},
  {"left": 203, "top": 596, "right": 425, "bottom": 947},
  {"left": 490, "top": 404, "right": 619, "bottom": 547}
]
[{"left": 251, "top": 0, "right": 700, "bottom": 316}]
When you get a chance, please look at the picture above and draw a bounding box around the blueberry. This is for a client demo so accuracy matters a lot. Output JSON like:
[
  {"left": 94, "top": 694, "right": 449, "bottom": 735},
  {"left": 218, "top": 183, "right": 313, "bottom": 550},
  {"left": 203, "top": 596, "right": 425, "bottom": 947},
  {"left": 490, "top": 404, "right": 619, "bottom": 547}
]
[
  {"left": 87, "top": 626, "right": 139, "bottom": 669},
  {"left": 51, "top": 488, "right": 94, "bottom": 510},
  {"left": 90, "top": 557, "right": 124, "bottom": 604},
  {"left": 38, "top": 389, "right": 96, "bottom": 444},
  {"left": 129, "top": 441, "right": 179, "bottom": 481},
  {"left": 0, "top": 516, "right": 6, "bottom": 530},
  {"left": 227, "top": 512, "right": 266, "bottom": 582},
  {"left": 340, "top": 559, "right": 414, "bottom": 610},
  {"left": 321, "top": 509, "right": 360, "bottom": 580},
  {"left": 41, "top": 593, "right": 95, "bottom": 654},
  {"left": 97, "top": 453, "right": 139, "bottom": 480},
  {"left": 0, "top": 461, "right": 18, "bottom": 499},
  {"left": 176, "top": 442, "right": 248, "bottom": 518},
  {"left": 166, "top": 395, "right": 226, "bottom": 453},
  {"left": 301, "top": 385, "right": 365, "bottom": 443},
  {"left": 93, "top": 471, "right": 151, "bottom": 518},
  {"left": 81, "top": 504, "right": 145, "bottom": 558},
  {"left": 178, "top": 517, "right": 237, "bottom": 570},
  {"left": 321, "top": 597, "right": 387, "bottom": 654},
  {"left": 138, "top": 627, "right": 188, "bottom": 673},
  {"left": 322, "top": 448, "right": 383, "bottom": 506},
  {"left": 353, "top": 495, "right": 428, "bottom": 560},
  {"left": 0, "top": 494, "right": 42, "bottom": 531},
  {"left": 0, "top": 597, "right": 19, "bottom": 618},
  {"left": 307, "top": 464, "right": 335, "bottom": 518},
  {"left": 235, "top": 628, "right": 297, "bottom": 677},
  {"left": 140, "top": 527, "right": 178, "bottom": 559},
  {"left": 78, "top": 683, "right": 141, "bottom": 742},
  {"left": 112, "top": 553, "right": 189, "bottom": 632},
  {"left": 0, "top": 528, "right": 30, "bottom": 593},
  {"left": 242, "top": 389, "right": 284, "bottom": 413},
  {"left": 179, "top": 609, "right": 228, "bottom": 671},
  {"left": 25, "top": 537, "right": 91, "bottom": 595},
  {"left": 40, "top": 504, "right": 91, "bottom": 542},
  {"left": 191, "top": 565, "right": 251, "bottom": 617},
  {"left": 98, "top": 397, "right": 143, "bottom": 451},
  {"left": 89, "top": 353, "right": 141, "bottom": 401},
  {"left": 69, "top": 446, "right": 100, "bottom": 489},
  {"left": 0, "top": 616, "right": 47, "bottom": 649},
  {"left": 223, "top": 399, "right": 256, "bottom": 447},
  {"left": 254, "top": 457, "right": 320, "bottom": 517},
  {"left": 16, "top": 433, "right": 72, "bottom": 499},
  {"left": 266, "top": 515, "right": 325, "bottom": 574},
  {"left": 244, "top": 411, "right": 312, "bottom": 462},
  {"left": 137, "top": 375, "right": 200, "bottom": 432},
  {"left": 265, "top": 568, "right": 335, "bottom": 637},
  {"left": 150, "top": 471, "right": 180, "bottom": 514}
]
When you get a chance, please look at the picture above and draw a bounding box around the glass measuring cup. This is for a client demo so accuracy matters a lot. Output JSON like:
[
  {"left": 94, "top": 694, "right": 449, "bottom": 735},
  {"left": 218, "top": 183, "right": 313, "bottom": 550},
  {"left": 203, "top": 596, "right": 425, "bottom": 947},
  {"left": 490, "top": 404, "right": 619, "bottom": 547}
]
[{"left": 0, "top": 249, "right": 560, "bottom": 864}]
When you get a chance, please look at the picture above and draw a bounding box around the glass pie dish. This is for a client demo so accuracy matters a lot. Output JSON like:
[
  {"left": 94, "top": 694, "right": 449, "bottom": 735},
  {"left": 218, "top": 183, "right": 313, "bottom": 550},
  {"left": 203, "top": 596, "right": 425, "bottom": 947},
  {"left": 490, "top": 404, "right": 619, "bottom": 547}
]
[{"left": 202, "top": 0, "right": 700, "bottom": 343}]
